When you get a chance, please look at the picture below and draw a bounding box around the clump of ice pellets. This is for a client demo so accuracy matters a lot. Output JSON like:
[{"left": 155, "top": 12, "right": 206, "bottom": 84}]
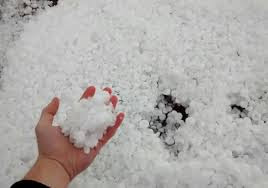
[
  {"left": 18, "top": 0, "right": 58, "bottom": 17},
  {"left": 149, "top": 94, "right": 189, "bottom": 142},
  {"left": 59, "top": 88, "right": 116, "bottom": 154}
]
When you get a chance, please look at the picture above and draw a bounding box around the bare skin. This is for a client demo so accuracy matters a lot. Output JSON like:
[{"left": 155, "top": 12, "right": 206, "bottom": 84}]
[{"left": 24, "top": 86, "right": 125, "bottom": 188}]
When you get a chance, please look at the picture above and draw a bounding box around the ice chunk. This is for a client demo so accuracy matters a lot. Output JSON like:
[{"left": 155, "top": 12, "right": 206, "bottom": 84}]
[
  {"left": 164, "top": 136, "right": 175, "bottom": 146},
  {"left": 23, "top": 6, "right": 32, "bottom": 15},
  {"left": 158, "top": 103, "right": 165, "bottom": 109},
  {"left": 23, "top": 0, "right": 31, "bottom": 6},
  {"left": 57, "top": 88, "right": 116, "bottom": 153},
  {"left": 139, "top": 120, "right": 149, "bottom": 127},
  {"left": 159, "top": 113, "right": 166, "bottom": 121},
  {"left": 31, "top": 2, "right": 38, "bottom": 9},
  {"left": 186, "top": 117, "right": 196, "bottom": 126}
]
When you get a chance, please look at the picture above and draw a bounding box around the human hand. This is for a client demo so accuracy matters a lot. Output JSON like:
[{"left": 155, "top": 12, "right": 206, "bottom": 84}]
[{"left": 24, "top": 86, "right": 124, "bottom": 188}]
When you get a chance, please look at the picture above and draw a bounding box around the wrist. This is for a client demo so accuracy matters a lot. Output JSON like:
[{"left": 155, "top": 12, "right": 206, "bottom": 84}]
[{"left": 24, "top": 156, "right": 70, "bottom": 188}]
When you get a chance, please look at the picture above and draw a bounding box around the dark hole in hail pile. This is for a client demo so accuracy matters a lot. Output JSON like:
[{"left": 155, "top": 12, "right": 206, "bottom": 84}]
[{"left": 149, "top": 94, "right": 189, "bottom": 142}]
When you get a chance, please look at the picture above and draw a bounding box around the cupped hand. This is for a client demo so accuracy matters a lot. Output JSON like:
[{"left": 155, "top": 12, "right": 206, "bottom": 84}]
[{"left": 34, "top": 86, "right": 124, "bottom": 180}]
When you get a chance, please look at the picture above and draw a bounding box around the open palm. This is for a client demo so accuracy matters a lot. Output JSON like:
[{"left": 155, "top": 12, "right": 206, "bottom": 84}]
[{"left": 35, "top": 86, "right": 124, "bottom": 179}]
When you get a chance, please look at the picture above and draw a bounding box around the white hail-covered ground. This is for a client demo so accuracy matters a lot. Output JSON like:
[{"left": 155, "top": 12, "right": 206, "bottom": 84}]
[{"left": 0, "top": 0, "right": 268, "bottom": 187}]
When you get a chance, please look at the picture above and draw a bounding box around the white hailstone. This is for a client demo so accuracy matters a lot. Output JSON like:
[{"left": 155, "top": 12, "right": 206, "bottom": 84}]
[
  {"left": 61, "top": 126, "right": 70, "bottom": 136},
  {"left": 20, "top": 151, "right": 32, "bottom": 163},
  {"left": 162, "top": 88, "right": 171, "bottom": 95},
  {"left": 69, "top": 134, "right": 75, "bottom": 144},
  {"left": 247, "top": 105, "right": 253, "bottom": 111},
  {"left": 162, "top": 107, "right": 168, "bottom": 114},
  {"left": 166, "top": 116, "right": 175, "bottom": 125},
  {"left": 24, "top": 6, "right": 32, "bottom": 15},
  {"left": 175, "top": 140, "right": 184, "bottom": 152},
  {"left": 159, "top": 128, "right": 165, "bottom": 133},
  {"left": 155, "top": 122, "right": 162, "bottom": 129},
  {"left": 134, "top": 114, "right": 142, "bottom": 122},
  {"left": 154, "top": 109, "right": 162, "bottom": 117},
  {"left": 166, "top": 106, "right": 172, "bottom": 113},
  {"left": 176, "top": 113, "right": 183, "bottom": 120},
  {"left": 139, "top": 120, "right": 149, "bottom": 127},
  {"left": 165, "top": 136, "right": 175, "bottom": 146},
  {"left": 31, "top": 2, "right": 38, "bottom": 9},
  {"left": 168, "top": 110, "right": 182, "bottom": 121},
  {"left": 251, "top": 111, "right": 261, "bottom": 121},
  {"left": 166, "top": 122, "right": 174, "bottom": 130},
  {"left": 73, "top": 131, "right": 85, "bottom": 146},
  {"left": 57, "top": 88, "right": 116, "bottom": 153},
  {"left": 243, "top": 117, "right": 252, "bottom": 126},
  {"left": 155, "top": 132, "right": 161, "bottom": 137},
  {"left": 158, "top": 102, "right": 165, "bottom": 109},
  {"left": 23, "top": 0, "right": 31, "bottom": 6},
  {"left": 168, "top": 110, "right": 176, "bottom": 117},
  {"left": 185, "top": 107, "right": 193, "bottom": 115},
  {"left": 84, "top": 147, "right": 90, "bottom": 154},
  {"left": 186, "top": 117, "right": 196, "bottom": 126},
  {"left": 74, "top": 142, "right": 84, "bottom": 149},
  {"left": 46, "top": 0, "right": 53, "bottom": 6},
  {"left": 159, "top": 113, "right": 166, "bottom": 121},
  {"left": 92, "top": 89, "right": 110, "bottom": 104},
  {"left": 240, "top": 112, "right": 247, "bottom": 118},
  {"left": 240, "top": 100, "right": 248, "bottom": 108},
  {"left": 231, "top": 112, "right": 239, "bottom": 118},
  {"left": 151, "top": 115, "right": 158, "bottom": 122}
]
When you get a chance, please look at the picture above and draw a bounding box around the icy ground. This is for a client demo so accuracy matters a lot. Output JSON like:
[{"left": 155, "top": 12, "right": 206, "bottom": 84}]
[{"left": 0, "top": 0, "right": 268, "bottom": 187}]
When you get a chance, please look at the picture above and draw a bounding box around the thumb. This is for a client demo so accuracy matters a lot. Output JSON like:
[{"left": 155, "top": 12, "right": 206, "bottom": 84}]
[{"left": 40, "top": 97, "right": 60, "bottom": 125}]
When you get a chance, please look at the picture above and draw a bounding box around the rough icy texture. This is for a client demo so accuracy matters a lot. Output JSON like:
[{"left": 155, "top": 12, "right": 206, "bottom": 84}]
[
  {"left": 0, "top": 0, "right": 54, "bottom": 86},
  {"left": 18, "top": 0, "right": 56, "bottom": 17},
  {"left": 0, "top": 0, "right": 268, "bottom": 187},
  {"left": 57, "top": 89, "right": 116, "bottom": 154}
]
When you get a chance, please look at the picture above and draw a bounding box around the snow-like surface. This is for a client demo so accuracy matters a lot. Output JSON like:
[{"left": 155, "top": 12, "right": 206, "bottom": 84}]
[
  {"left": 0, "top": 0, "right": 268, "bottom": 187},
  {"left": 57, "top": 88, "right": 116, "bottom": 153}
]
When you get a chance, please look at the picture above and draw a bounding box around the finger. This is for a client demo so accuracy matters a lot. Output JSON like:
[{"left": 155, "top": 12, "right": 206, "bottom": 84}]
[
  {"left": 39, "top": 97, "right": 60, "bottom": 125},
  {"left": 103, "top": 87, "right": 112, "bottom": 95},
  {"left": 113, "top": 112, "right": 125, "bottom": 130},
  {"left": 95, "top": 113, "right": 125, "bottom": 151},
  {"left": 110, "top": 95, "right": 118, "bottom": 109},
  {"left": 80, "top": 86, "right": 96, "bottom": 100}
]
